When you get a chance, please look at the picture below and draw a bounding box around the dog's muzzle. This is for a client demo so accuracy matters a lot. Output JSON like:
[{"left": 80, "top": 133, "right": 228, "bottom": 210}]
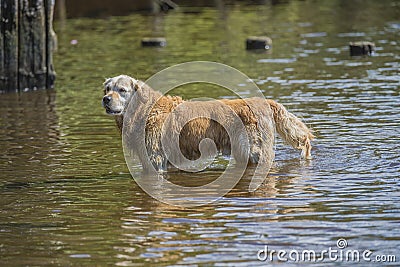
[
  {"left": 102, "top": 95, "right": 122, "bottom": 115},
  {"left": 102, "top": 95, "right": 112, "bottom": 105}
]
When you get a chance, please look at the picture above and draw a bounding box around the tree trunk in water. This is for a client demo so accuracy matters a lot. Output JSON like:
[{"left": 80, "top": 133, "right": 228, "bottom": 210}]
[{"left": 0, "top": 0, "right": 56, "bottom": 92}]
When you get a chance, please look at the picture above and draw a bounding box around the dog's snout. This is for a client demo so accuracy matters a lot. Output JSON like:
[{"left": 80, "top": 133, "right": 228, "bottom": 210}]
[{"left": 103, "top": 95, "right": 112, "bottom": 105}]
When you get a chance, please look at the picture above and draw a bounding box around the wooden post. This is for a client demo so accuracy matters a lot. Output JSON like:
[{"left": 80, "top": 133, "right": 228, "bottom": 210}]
[
  {"left": 44, "top": 0, "right": 56, "bottom": 88},
  {"left": 0, "top": 0, "right": 56, "bottom": 92},
  {"left": 1, "top": 0, "right": 19, "bottom": 90}
]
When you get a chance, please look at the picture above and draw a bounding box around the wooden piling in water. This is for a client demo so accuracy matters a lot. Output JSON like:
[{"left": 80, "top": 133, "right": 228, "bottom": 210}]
[
  {"left": 0, "top": 0, "right": 56, "bottom": 92},
  {"left": 349, "top": 41, "right": 375, "bottom": 56},
  {"left": 246, "top": 36, "right": 272, "bottom": 50}
]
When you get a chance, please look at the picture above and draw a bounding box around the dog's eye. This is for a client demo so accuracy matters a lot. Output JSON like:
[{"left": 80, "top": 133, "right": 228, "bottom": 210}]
[{"left": 119, "top": 88, "right": 127, "bottom": 93}]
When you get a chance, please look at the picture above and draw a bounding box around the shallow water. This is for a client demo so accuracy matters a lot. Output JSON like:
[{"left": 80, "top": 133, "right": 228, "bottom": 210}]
[{"left": 1, "top": 0, "right": 399, "bottom": 266}]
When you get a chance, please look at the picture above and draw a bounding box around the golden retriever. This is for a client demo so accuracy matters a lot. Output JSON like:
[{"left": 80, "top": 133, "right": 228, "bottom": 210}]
[{"left": 102, "top": 75, "right": 314, "bottom": 172}]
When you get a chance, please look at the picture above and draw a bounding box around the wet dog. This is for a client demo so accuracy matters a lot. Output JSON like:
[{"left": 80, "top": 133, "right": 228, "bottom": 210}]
[{"left": 102, "top": 75, "right": 314, "bottom": 172}]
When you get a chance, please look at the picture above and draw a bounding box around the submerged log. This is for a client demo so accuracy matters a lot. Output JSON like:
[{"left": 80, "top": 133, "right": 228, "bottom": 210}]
[{"left": 0, "top": 0, "right": 56, "bottom": 92}]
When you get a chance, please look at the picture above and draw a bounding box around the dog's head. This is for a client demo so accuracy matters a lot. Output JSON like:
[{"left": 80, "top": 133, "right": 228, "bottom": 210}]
[{"left": 102, "top": 75, "right": 144, "bottom": 116}]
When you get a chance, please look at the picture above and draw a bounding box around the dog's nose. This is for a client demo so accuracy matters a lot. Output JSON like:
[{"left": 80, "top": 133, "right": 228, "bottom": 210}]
[{"left": 103, "top": 95, "right": 112, "bottom": 105}]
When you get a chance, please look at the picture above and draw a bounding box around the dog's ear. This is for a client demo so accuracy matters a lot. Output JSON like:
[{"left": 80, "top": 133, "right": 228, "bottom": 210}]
[
  {"left": 129, "top": 77, "right": 138, "bottom": 91},
  {"left": 103, "top": 78, "right": 112, "bottom": 94},
  {"left": 103, "top": 77, "right": 111, "bottom": 86},
  {"left": 131, "top": 79, "right": 149, "bottom": 103}
]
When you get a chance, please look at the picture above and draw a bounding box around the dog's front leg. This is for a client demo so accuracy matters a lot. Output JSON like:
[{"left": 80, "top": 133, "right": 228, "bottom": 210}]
[{"left": 148, "top": 153, "right": 168, "bottom": 172}]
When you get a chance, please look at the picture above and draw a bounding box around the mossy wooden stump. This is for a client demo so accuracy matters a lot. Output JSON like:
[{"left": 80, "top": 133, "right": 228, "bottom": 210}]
[
  {"left": 246, "top": 36, "right": 272, "bottom": 50},
  {"left": 0, "top": 0, "right": 56, "bottom": 92},
  {"left": 349, "top": 41, "right": 375, "bottom": 56},
  {"left": 141, "top": 37, "right": 167, "bottom": 47}
]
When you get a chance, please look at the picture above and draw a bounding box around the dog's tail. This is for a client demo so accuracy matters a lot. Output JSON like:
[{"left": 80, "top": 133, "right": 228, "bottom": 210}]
[{"left": 266, "top": 99, "right": 315, "bottom": 159}]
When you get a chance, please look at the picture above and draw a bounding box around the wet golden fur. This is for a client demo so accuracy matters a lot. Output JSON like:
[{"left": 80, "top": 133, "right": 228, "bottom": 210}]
[{"left": 102, "top": 75, "right": 314, "bottom": 172}]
